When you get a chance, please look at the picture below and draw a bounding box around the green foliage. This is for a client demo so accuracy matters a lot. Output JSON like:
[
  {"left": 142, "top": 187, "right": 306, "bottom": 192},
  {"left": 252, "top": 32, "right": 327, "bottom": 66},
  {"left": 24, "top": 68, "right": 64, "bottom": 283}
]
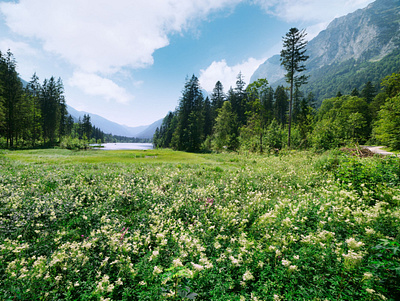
[
  {"left": 60, "top": 135, "right": 90, "bottom": 150},
  {"left": 280, "top": 27, "right": 309, "bottom": 148},
  {"left": 302, "top": 49, "right": 400, "bottom": 106},
  {"left": 367, "top": 239, "right": 400, "bottom": 298},
  {"left": 0, "top": 149, "right": 399, "bottom": 300},
  {"left": 211, "top": 101, "right": 238, "bottom": 151},
  {"left": 0, "top": 149, "right": 400, "bottom": 301},
  {"left": 373, "top": 94, "right": 400, "bottom": 150},
  {"left": 312, "top": 95, "right": 371, "bottom": 148},
  {"left": 332, "top": 155, "right": 400, "bottom": 204}
]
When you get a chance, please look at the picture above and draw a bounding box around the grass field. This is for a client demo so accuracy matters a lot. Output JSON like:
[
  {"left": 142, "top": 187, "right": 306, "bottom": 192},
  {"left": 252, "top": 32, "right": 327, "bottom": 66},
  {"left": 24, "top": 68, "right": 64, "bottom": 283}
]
[{"left": 1, "top": 149, "right": 399, "bottom": 300}]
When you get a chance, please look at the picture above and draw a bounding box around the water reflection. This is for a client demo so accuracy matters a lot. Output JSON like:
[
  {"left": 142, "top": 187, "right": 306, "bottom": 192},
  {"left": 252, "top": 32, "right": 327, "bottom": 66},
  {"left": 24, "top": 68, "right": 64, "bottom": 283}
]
[{"left": 92, "top": 143, "right": 154, "bottom": 150}]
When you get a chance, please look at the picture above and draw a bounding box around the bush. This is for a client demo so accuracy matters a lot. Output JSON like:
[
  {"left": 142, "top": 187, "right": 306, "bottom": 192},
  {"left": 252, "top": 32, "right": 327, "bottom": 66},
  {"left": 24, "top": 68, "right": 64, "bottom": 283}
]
[{"left": 60, "top": 136, "right": 89, "bottom": 150}]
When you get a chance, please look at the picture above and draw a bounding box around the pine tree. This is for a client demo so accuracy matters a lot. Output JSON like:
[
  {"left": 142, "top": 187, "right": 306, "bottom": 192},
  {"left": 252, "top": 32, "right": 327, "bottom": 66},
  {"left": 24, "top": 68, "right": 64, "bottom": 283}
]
[
  {"left": 82, "top": 114, "right": 92, "bottom": 140},
  {"left": 280, "top": 28, "right": 309, "bottom": 148},
  {"left": 233, "top": 72, "right": 248, "bottom": 126},
  {"left": 0, "top": 50, "right": 24, "bottom": 148},
  {"left": 57, "top": 78, "right": 68, "bottom": 141},
  {"left": 26, "top": 73, "right": 42, "bottom": 146},
  {"left": 172, "top": 75, "right": 205, "bottom": 152},
  {"left": 203, "top": 96, "right": 213, "bottom": 138},
  {"left": 274, "top": 85, "right": 289, "bottom": 125},
  {"left": 211, "top": 81, "right": 225, "bottom": 111}
]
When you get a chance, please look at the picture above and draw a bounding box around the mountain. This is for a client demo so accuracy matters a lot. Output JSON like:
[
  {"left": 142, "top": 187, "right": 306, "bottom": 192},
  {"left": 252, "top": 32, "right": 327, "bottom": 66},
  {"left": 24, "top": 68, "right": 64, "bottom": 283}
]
[
  {"left": 251, "top": 0, "right": 400, "bottom": 105},
  {"left": 67, "top": 105, "right": 162, "bottom": 139}
]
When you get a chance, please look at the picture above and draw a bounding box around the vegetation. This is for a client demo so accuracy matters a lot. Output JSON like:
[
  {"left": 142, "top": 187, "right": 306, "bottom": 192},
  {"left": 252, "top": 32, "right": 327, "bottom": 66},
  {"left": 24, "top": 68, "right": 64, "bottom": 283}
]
[
  {"left": 155, "top": 68, "right": 400, "bottom": 153},
  {"left": 1, "top": 149, "right": 399, "bottom": 300},
  {"left": 280, "top": 28, "right": 309, "bottom": 148},
  {"left": 0, "top": 50, "right": 148, "bottom": 150}
]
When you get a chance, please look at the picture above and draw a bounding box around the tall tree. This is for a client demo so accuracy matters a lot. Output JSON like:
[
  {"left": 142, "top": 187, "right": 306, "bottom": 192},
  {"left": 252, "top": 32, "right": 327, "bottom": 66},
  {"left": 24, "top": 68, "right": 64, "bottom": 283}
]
[
  {"left": 234, "top": 72, "right": 248, "bottom": 126},
  {"left": 40, "top": 77, "right": 61, "bottom": 144},
  {"left": 82, "top": 114, "right": 92, "bottom": 140},
  {"left": 0, "top": 51, "right": 24, "bottom": 148},
  {"left": 26, "top": 73, "right": 42, "bottom": 146},
  {"left": 245, "top": 78, "right": 270, "bottom": 152},
  {"left": 203, "top": 96, "right": 213, "bottom": 138},
  {"left": 172, "top": 75, "right": 204, "bottom": 152},
  {"left": 274, "top": 85, "right": 289, "bottom": 125},
  {"left": 211, "top": 81, "right": 225, "bottom": 111},
  {"left": 57, "top": 78, "right": 68, "bottom": 141},
  {"left": 212, "top": 101, "right": 238, "bottom": 151},
  {"left": 280, "top": 28, "right": 309, "bottom": 148}
]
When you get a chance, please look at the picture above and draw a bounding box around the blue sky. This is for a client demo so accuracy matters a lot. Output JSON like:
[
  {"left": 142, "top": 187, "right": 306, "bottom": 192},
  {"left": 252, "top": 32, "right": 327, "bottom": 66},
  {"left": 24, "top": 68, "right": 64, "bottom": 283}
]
[{"left": 0, "top": 0, "right": 374, "bottom": 127}]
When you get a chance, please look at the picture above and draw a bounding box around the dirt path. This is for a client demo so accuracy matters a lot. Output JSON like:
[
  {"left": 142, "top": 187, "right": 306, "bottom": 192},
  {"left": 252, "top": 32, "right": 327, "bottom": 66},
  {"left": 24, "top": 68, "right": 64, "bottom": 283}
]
[{"left": 362, "top": 146, "right": 398, "bottom": 156}]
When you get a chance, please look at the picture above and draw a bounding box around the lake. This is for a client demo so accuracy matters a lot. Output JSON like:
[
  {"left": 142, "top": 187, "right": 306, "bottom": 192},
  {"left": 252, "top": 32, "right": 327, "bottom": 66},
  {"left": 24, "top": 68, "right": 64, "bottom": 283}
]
[{"left": 93, "top": 143, "right": 154, "bottom": 150}]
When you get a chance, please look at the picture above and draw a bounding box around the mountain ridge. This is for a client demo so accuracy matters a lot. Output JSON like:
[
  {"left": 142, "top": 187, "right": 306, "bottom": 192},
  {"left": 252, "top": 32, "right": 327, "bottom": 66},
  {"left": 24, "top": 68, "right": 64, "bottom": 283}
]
[
  {"left": 251, "top": 0, "right": 400, "bottom": 103},
  {"left": 67, "top": 105, "right": 162, "bottom": 139}
]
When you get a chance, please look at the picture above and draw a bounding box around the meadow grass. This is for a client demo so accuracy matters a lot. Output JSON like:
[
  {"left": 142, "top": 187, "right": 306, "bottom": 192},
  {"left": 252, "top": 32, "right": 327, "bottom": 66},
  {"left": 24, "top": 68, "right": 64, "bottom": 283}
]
[
  {"left": 0, "top": 149, "right": 399, "bottom": 300},
  {"left": 3, "top": 148, "right": 213, "bottom": 164}
]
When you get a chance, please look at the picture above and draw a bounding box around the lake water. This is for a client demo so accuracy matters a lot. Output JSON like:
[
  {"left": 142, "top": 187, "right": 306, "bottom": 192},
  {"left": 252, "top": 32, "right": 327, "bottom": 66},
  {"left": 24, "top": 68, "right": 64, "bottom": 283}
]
[{"left": 93, "top": 143, "right": 154, "bottom": 150}]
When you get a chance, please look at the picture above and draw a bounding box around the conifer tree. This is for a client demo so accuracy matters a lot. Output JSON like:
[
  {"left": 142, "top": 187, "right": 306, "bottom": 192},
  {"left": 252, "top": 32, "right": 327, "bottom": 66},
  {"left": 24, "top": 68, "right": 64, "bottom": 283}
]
[
  {"left": 26, "top": 73, "right": 42, "bottom": 146},
  {"left": 203, "top": 96, "right": 213, "bottom": 138},
  {"left": 280, "top": 28, "right": 309, "bottom": 148},
  {"left": 211, "top": 81, "right": 225, "bottom": 111},
  {"left": 274, "top": 85, "right": 289, "bottom": 125},
  {"left": 172, "top": 75, "right": 204, "bottom": 152},
  {"left": 0, "top": 50, "right": 24, "bottom": 148}
]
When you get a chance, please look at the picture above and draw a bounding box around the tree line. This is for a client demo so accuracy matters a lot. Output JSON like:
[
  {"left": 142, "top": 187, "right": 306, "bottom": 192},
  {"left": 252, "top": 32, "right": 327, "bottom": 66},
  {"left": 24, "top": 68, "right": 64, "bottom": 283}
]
[
  {"left": 154, "top": 28, "right": 400, "bottom": 152},
  {"left": 0, "top": 50, "right": 146, "bottom": 149},
  {"left": 154, "top": 71, "right": 400, "bottom": 153}
]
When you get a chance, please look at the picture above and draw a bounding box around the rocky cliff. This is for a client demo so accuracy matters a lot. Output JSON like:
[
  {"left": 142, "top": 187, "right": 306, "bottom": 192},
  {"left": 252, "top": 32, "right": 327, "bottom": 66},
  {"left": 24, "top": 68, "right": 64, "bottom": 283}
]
[{"left": 251, "top": 0, "right": 400, "bottom": 101}]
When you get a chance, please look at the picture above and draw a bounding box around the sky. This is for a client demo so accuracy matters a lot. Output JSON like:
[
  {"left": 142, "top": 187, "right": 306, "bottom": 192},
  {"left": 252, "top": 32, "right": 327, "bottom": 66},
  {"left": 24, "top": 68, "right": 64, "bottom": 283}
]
[{"left": 0, "top": 0, "right": 375, "bottom": 127}]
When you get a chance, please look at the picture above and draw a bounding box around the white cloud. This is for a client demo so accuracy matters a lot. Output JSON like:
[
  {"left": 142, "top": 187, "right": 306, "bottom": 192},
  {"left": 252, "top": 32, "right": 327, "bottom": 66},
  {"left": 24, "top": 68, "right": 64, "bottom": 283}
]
[
  {"left": 0, "top": 39, "right": 37, "bottom": 57},
  {"left": 68, "top": 72, "right": 132, "bottom": 104},
  {"left": 199, "top": 57, "right": 265, "bottom": 92},
  {"left": 0, "top": 0, "right": 241, "bottom": 74},
  {"left": 254, "top": 0, "right": 374, "bottom": 23}
]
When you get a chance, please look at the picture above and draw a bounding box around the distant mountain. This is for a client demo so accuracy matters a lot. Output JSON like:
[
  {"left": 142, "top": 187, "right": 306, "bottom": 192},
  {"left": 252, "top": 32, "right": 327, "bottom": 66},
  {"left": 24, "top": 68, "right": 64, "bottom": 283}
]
[
  {"left": 251, "top": 0, "right": 400, "bottom": 105},
  {"left": 67, "top": 105, "right": 162, "bottom": 139}
]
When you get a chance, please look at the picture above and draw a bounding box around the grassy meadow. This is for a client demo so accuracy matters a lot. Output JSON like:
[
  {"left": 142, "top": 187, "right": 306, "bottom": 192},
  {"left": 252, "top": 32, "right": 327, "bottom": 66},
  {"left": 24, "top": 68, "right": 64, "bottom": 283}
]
[{"left": 0, "top": 148, "right": 399, "bottom": 300}]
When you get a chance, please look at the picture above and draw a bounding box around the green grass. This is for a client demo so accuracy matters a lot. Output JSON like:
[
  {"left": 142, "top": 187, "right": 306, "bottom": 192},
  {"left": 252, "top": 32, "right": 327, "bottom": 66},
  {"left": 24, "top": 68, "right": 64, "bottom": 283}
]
[
  {"left": 3, "top": 148, "right": 215, "bottom": 164},
  {"left": 0, "top": 148, "right": 399, "bottom": 300}
]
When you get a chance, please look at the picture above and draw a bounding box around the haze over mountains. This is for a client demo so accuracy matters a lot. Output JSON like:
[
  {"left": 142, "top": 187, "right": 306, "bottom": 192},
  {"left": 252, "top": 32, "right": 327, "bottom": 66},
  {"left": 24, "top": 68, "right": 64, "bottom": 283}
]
[
  {"left": 251, "top": 0, "right": 400, "bottom": 104},
  {"left": 67, "top": 105, "right": 162, "bottom": 139}
]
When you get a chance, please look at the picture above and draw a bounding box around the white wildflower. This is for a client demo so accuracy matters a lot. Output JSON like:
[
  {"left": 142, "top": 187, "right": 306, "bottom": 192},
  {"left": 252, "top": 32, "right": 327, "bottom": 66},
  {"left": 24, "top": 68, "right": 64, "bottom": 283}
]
[
  {"left": 172, "top": 258, "right": 183, "bottom": 267},
  {"left": 242, "top": 270, "right": 254, "bottom": 281},
  {"left": 153, "top": 265, "right": 163, "bottom": 275}
]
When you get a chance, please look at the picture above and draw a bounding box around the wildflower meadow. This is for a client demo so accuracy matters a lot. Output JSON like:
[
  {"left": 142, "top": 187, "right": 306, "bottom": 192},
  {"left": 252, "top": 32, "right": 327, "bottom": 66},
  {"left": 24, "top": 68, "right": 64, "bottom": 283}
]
[{"left": 0, "top": 149, "right": 399, "bottom": 300}]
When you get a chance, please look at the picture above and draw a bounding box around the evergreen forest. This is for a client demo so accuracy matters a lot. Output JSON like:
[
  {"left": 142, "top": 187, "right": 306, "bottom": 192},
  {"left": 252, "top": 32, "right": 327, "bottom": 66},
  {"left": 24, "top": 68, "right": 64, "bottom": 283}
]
[
  {"left": 154, "top": 70, "right": 400, "bottom": 153},
  {"left": 0, "top": 51, "right": 146, "bottom": 149}
]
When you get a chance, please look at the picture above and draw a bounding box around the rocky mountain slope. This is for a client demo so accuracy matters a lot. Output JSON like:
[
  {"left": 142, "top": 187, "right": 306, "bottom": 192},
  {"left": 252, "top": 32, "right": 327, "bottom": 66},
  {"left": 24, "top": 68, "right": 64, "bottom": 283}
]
[{"left": 251, "top": 0, "right": 400, "bottom": 104}]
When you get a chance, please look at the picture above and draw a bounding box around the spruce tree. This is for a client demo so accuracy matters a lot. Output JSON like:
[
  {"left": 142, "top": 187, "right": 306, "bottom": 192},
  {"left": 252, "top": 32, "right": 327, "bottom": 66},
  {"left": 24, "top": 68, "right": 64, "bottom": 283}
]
[
  {"left": 280, "top": 28, "right": 309, "bottom": 148},
  {"left": 26, "top": 73, "right": 42, "bottom": 146},
  {"left": 172, "top": 75, "right": 204, "bottom": 152},
  {"left": 274, "top": 85, "right": 289, "bottom": 125},
  {"left": 0, "top": 50, "right": 23, "bottom": 148}
]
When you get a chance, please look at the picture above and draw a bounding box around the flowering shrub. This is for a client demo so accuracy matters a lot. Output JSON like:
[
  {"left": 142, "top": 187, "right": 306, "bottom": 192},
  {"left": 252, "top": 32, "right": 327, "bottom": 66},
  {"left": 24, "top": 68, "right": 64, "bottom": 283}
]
[{"left": 0, "top": 150, "right": 399, "bottom": 300}]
